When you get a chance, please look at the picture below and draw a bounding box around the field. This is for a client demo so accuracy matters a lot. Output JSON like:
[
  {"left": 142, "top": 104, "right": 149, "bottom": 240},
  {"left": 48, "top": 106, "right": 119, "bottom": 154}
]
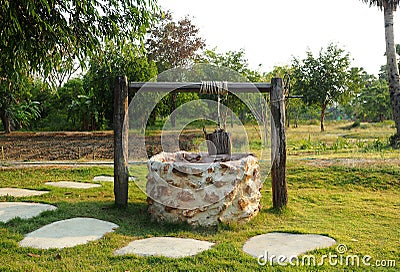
[{"left": 0, "top": 121, "right": 399, "bottom": 271}]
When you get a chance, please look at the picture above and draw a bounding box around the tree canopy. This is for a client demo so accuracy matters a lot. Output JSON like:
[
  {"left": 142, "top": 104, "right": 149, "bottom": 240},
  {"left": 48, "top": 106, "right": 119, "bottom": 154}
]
[
  {"left": 0, "top": 0, "right": 158, "bottom": 133},
  {"left": 292, "top": 43, "right": 363, "bottom": 131},
  {"left": 145, "top": 11, "right": 205, "bottom": 72},
  {"left": 1, "top": 0, "right": 157, "bottom": 79}
]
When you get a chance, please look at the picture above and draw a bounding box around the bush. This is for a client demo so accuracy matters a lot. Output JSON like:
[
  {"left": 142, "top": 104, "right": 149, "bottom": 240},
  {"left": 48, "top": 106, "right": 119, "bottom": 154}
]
[
  {"left": 350, "top": 120, "right": 361, "bottom": 129},
  {"left": 363, "top": 139, "right": 387, "bottom": 152},
  {"left": 389, "top": 134, "right": 400, "bottom": 149}
]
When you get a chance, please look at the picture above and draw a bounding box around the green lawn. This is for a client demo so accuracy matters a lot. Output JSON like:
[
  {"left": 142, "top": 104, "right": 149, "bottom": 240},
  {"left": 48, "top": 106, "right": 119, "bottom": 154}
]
[
  {"left": 0, "top": 160, "right": 398, "bottom": 271},
  {"left": 0, "top": 121, "right": 399, "bottom": 271}
]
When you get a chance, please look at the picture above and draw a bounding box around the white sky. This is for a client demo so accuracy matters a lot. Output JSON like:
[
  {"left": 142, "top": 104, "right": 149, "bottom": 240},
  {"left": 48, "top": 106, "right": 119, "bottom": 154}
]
[{"left": 158, "top": 0, "right": 400, "bottom": 76}]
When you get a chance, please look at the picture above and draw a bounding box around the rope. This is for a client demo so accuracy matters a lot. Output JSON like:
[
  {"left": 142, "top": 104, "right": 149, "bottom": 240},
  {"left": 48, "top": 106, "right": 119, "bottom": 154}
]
[
  {"left": 199, "top": 81, "right": 228, "bottom": 95},
  {"left": 200, "top": 81, "right": 228, "bottom": 128}
]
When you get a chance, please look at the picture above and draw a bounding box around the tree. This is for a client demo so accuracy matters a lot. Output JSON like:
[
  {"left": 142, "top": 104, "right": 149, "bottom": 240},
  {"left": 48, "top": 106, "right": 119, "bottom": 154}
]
[
  {"left": 361, "top": 0, "right": 400, "bottom": 138},
  {"left": 0, "top": 0, "right": 157, "bottom": 132},
  {"left": 30, "top": 78, "right": 84, "bottom": 131},
  {"left": 146, "top": 11, "right": 205, "bottom": 72},
  {"left": 200, "top": 48, "right": 265, "bottom": 127},
  {"left": 353, "top": 76, "right": 391, "bottom": 122},
  {"left": 0, "top": 74, "right": 42, "bottom": 132},
  {"left": 146, "top": 11, "right": 205, "bottom": 127},
  {"left": 292, "top": 43, "right": 362, "bottom": 131},
  {"left": 83, "top": 42, "right": 157, "bottom": 130}
]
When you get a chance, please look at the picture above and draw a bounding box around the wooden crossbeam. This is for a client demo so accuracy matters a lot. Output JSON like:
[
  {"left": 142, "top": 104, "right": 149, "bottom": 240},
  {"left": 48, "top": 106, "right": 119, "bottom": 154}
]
[{"left": 128, "top": 82, "right": 272, "bottom": 93}]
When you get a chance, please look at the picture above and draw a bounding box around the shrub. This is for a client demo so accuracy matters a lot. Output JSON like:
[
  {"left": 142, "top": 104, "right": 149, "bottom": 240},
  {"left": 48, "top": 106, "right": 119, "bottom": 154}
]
[
  {"left": 389, "top": 134, "right": 400, "bottom": 149},
  {"left": 350, "top": 120, "right": 361, "bottom": 128}
]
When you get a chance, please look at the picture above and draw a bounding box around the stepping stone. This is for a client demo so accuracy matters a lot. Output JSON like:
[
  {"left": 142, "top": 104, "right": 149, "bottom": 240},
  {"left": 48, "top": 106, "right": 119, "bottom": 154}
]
[
  {"left": 0, "top": 188, "right": 49, "bottom": 197},
  {"left": 93, "top": 176, "right": 136, "bottom": 182},
  {"left": 0, "top": 202, "right": 57, "bottom": 223},
  {"left": 19, "top": 217, "right": 119, "bottom": 249},
  {"left": 243, "top": 232, "right": 336, "bottom": 262},
  {"left": 45, "top": 181, "right": 101, "bottom": 189},
  {"left": 114, "top": 237, "right": 215, "bottom": 258}
]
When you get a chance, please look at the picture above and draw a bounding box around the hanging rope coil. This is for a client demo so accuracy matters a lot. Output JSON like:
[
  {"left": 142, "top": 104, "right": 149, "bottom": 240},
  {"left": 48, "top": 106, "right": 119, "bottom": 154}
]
[
  {"left": 200, "top": 81, "right": 228, "bottom": 129},
  {"left": 199, "top": 81, "right": 228, "bottom": 95}
]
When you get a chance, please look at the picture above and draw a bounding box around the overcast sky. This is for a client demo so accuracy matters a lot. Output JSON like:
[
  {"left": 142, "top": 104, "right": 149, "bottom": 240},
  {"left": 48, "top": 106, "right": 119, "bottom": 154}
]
[{"left": 158, "top": 0, "right": 400, "bottom": 76}]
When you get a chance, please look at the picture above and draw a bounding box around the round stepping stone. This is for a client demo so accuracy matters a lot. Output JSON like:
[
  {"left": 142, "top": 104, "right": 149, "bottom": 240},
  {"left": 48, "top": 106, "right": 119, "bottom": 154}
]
[
  {"left": 45, "top": 181, "right": 101, "bottom": 189},
  {"left": 114, "top": 237, "right": 215, "bottom": 258},
  {"left": 0, "top": 188, "right": 49, "bottom": 197},
  {"left": 93, "top": 176, "right": 136, "bottom": 182},
  {"left": 19, "top": 217, "right": 119, "bottom": 249},
  {"left": 0, "top": 202, "right": 57, "bottom": 223},
  {"left": 243, "top": 232, "right": 336, "bottom": 262}
]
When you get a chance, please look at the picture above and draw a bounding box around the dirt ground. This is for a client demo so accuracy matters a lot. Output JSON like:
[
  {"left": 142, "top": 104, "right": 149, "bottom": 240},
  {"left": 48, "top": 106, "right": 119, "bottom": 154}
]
[{"left": 0, "top": 131, "right": 198, "bottom": 161}]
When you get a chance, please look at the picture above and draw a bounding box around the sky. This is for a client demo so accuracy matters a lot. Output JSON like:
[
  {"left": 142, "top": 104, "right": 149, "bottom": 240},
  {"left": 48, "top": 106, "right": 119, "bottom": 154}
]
[{"left": 157, "top": 0, "right": 400, "bottom": 76}]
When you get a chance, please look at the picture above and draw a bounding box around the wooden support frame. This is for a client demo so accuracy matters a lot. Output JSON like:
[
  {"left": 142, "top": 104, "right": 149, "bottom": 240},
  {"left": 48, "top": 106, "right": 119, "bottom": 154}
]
[
  {"left": 113, "top": 78, "right": 287, "bottom": 208},
  {"left": 128, "top": 82, "right": 272, "bottom": 93},
  {"left": 113, "top": 76, "right": 129, "bottom": 207},
  {"left": 270, "top": 78, "right": 288, "bottom": 209}
]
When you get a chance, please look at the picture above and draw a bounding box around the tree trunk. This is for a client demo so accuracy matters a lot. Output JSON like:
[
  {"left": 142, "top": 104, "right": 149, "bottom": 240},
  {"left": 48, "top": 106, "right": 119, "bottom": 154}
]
[
  {"left": 0, "top": 110, "right": 12, "bottom": 134},
  {"left": 320, "top": 104, "right": 326, "bottom": 132},
  {"left": 384, "top": 6, "right": 400, "bottom": 135}
]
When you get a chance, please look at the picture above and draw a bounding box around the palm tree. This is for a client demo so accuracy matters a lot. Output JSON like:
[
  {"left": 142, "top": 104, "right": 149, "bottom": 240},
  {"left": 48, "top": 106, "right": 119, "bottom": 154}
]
[{"left": 361, "top": 0, "right": 400, "bottom": 139}]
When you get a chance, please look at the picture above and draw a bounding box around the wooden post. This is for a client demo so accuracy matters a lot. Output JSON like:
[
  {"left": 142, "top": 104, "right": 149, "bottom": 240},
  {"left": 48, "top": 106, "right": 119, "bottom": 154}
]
[
  {"left": 270, "top": 78, "right": 288, "bottom": 209},
  {"left": 114, "top": 75, "right": 129, "bottom": 207}
]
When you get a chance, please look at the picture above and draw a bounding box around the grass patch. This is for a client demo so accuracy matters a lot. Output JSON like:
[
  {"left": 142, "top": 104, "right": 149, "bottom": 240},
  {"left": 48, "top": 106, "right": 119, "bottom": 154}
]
[{"left": 0, "top": 162, "right": 398, "bottom": 271}]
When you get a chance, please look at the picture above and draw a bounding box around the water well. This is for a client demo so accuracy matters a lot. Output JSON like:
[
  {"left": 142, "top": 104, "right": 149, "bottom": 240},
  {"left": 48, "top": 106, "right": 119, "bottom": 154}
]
[{"left": 146, "top": 151, "right": 263, "bottom": 227}]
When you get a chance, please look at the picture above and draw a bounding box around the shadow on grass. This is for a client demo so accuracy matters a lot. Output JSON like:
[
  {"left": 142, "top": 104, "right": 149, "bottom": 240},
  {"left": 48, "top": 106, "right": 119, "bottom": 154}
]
[
  {"left": 264, "top": 206, "right": 292, "bottom": 216},
  {"left": 2, "top": 200, "right": 219, "bottom": 238}
]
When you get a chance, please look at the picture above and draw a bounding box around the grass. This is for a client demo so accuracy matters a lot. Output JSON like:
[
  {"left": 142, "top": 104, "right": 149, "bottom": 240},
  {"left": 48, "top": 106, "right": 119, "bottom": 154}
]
[
  {"left": 0, "top": 121, "right": 399, "bottom": 271},
  {"left": 0, "top": 161, "right": 399, "bottom": 271}
]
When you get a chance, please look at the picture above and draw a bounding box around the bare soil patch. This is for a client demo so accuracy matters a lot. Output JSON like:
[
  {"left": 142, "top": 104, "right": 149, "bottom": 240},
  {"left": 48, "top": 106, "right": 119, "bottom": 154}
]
[{"left": 0, "top": 131, "right": 198, "bottom": 161}]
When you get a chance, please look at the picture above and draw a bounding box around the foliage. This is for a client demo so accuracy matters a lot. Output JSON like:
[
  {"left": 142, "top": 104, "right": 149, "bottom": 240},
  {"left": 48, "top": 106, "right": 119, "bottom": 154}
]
[
  {"left": 145, "top": 11, "right": 205, "bottom": 72},
  {"left": 11, "top": 100, "right": 41, "bottom": 130},
  {"left": 68, "top": 90, "right": 99, "bottom": 130},
  {"left": 352, "top": 75, "right": 392, "bottom": 122},
  {"left": 0, "top": 76, "right": 44, "bottom": 132},
  {"left": 360, "top": 0, "right": 400, "bottom": 11},
  {"left": 29, "top": 78, "right": 85, "bottom": 131},
  {"left": 201, "top": 48, "right": 264, "bottom": 82},
  {"left": 145, "top": 11, "right": 205, "bottom": 127},
  {"left": 0, "top": 0, "right": 158, "bottom": 133},
  {"left": 292, "top": 43, "right": 363, "bottom": 131},
  {"left": 264, "top": 65, "right": 314, "bottom": 128},
  {"left": 1, "top": 0, "right": 157, "bottom": 81},
  {"left": 378, "top": 43, "right": 400, "bottom": 82},
  {"left": 198, "top": 49, "right": 266, "bottom": 127},
  {"left": 83, "top": 42, "right": 157, "bottom": 130}
]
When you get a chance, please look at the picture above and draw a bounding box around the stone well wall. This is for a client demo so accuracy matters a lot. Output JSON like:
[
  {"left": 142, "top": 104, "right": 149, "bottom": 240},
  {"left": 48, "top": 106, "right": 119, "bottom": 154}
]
[{"left": 146, "top": 151, "right": 263, "bottom": 226}]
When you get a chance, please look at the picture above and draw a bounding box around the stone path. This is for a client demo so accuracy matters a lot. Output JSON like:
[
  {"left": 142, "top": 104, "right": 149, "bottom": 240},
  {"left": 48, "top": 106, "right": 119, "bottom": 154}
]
[
  {"left": 0, "top": 188, "right": 49, "bottom": 197},
  {"left": 93, "top": 176, "right": 136, "bottom": 182},
  {"left": 242, "top": 232, "right": 336, "bottom": 262},
  {"left": 0, "top": 185, "right": 335, "bottom": 259},
  {"left": 114, "top": 237, "right": 215, "bottom": 258},
  {"left": 45, "top": 181, "right": 101, "bottom": 189},
  {"left": 0, "top": 202, "right": 57, "bottom": 223},
  {"left": 19, "top": 217, "right": 119, "bottom": 249}
]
